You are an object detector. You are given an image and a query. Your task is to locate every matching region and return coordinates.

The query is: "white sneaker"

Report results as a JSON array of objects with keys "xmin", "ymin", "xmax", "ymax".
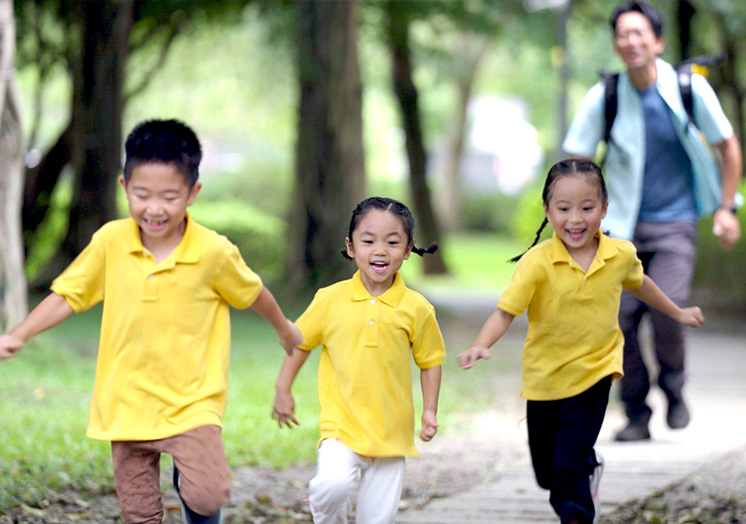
[{"xmin": 590, "ymin": 451, "xmax": 604, "ymax": 524}]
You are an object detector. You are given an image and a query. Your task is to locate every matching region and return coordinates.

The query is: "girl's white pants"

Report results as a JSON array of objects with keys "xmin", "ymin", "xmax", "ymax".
[{"xmin": 308, "ymin": 438, "xmax": 406, "ymax": 524}]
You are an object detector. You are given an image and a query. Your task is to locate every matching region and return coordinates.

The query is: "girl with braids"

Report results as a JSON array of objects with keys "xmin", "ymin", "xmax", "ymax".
[
  {"xmin": 272, "ymin": 197, "xmax": 444, "ymax": 524},
  {"xmin": 458, "ymin": 159, "xmax": 704, "ymax": 524}
]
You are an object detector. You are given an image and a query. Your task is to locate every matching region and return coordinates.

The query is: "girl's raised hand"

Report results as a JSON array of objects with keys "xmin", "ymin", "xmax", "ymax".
[{"xmin": 457, "ymin": 346, "xmax": 491, "ymax": 369}]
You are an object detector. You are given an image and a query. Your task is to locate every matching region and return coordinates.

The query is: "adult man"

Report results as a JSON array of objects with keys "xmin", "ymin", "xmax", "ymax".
[{"xmin": 563, "ymin": 1, "xmax": 742, "ymax": 442}]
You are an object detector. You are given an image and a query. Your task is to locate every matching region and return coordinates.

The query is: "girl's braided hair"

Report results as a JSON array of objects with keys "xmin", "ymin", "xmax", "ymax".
[
  {"xmin": 341, "ymin": 197, "xmax": 438, "ymax": 259},
  {"xmin": 508, "ymin": 158, "xmax": 607, "ymax": 263}
]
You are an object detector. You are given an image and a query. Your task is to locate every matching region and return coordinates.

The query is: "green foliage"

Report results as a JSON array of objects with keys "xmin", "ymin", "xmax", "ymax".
[
  {"xmin": 189, "ymin": 199, "xmax": 288, "ymax": 283},
  {"xmin": 461, "ymin": 192, "xmax": 522, "ymax": 234},
  {"xmin": 693, "ymin": 206, "xmax": 746, "ymax": 308},
  {"xmin": 24, "ymin": 176, "xmax": 72, "ymax": 281},
  {"xmin": 510, "ymin": 177, "xmax": 549, "ymax": 246},
  {"xmin": 400, "ymin": 231, "xmax": 522, "ymax": 292}
]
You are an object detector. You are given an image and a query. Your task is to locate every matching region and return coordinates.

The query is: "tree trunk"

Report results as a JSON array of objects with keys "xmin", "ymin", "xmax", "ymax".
[
  {"xmin": 22, "ymin": 122, "xmax": 72, "ymax": 253},
  {"xmin": 33, "ymin": 0, "xmax": 133, "ymax": 288},
  {"xmin": 716, "ymin": 12, "xmax": 744, "ymax": 151},
  {"xmin": 386, "ymin": 6, "xmax": 448, "ymax": 275},
  {"xmin": 675, "ymin": 0, "xmax": 696, "ymax": 60},
  {"xmin": 441, "ymin": 37, "xmax": 490, "ymax": 232},
  {"xmin": 287, "ymin": 0, "xmax": 366, "ymax": 290},
  {"xmin": 0, "ymin": 0, "xmax": 28, "ymax": 328}
]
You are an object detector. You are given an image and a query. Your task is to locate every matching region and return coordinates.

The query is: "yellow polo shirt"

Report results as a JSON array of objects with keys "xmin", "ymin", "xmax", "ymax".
[
  {"xmin": 498, "ymin": 231, "xmax": 643, "ymax": 401},
  {"xmin": 296, "ymin": 271, "xmax": 445, "ymax": 458},
  {"xmin": 50, "ymin": 213, "xmax": 263, "ymax": 441}
]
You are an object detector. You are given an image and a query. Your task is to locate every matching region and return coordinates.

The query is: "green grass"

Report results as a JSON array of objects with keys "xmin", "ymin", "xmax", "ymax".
[
  {"xmin": 0, "ymin": 231, "xmax": 522, "ymax": 510},
  {"xmin": 400, "ymin": 232, "xmax": 522, "ymax": 292}
]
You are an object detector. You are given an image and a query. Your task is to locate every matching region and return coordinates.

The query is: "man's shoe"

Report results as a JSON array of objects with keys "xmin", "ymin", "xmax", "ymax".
[
  {"xmin": 590, "ymin": 451, "xmax": 604, "ymax": 524},
  {"xmin": 614, "ymin": 421, "xmax": 651, "ymax": 442},
  {"xmin": 667, "ymin": 400, "xmax": 690, "ymax": 429}
]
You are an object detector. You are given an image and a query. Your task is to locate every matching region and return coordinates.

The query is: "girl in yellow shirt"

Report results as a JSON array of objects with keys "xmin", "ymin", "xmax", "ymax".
[
  {"xmin": 272, "ymin": 197, "xmax": 445, "ymax": 524},
  {"xmin": 458, "ymin": 159, "xmax": 704, "ymax": 524}
]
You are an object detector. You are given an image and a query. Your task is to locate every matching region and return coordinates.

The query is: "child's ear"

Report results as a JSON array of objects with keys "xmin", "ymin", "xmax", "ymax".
[
  {"xmin": 186, "ymin": 182, "xmax": 202, "ymax": 206},
  {"xmin": 119, "ymin": 176, "xmax": 127, "ymax": 191},
  {"xmin": 601, "ymin": 201, "xmax": 609, "ymax": 219},
  {"xmin": 404, "ymin": 244, "xmax": 412, "ymax": 260},
  {"xmin": 345, "ymin": 237, "xmax": 355, "ymax": 258}
]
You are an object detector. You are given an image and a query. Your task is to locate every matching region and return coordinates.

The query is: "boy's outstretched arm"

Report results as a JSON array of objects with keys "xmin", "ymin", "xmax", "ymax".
[
  {"xmin": 457, "ymin": 308, "xmax": 515, "ymax": 369},
  {"xmin": 250, "ymin": 287, "xmax": 303, "ymax": 355},
  {"xmin": 420, "ymin": 365, "xmax": 441, "ymax": 442},
  {"xmin": 0, "ymin": 293, "xmax": 74, "ymax": 360},
  {"xmin": 630, "ymin": 275, "xmax": 705, "ymax": 327},
  {"xmin": 271, "ymin": 348, "xmax": 311, "ymax": 428}
]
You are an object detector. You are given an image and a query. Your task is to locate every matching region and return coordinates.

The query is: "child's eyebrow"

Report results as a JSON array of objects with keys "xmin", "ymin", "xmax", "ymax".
[{"xmin": 359, "ymin": 230, "xmax": 403, "ymax": 238}]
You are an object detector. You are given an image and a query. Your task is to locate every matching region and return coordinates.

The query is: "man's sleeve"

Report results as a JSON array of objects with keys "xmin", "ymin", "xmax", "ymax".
[
  {"xmin": 563, "ymin": 81, "xmax": 607, "ymax": 158},
  {"xmin": 691, "ymin": 74, "xmax": 734, "ymax": 145}
]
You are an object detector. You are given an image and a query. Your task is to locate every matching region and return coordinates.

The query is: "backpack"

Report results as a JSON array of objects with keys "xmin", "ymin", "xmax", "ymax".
[{"xmin": 601, "ymin": 54, "xmax": 723, "ymax": 144}]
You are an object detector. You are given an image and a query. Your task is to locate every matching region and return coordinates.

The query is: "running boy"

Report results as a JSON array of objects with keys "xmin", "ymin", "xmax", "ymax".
[
  {"xmin": 0, "ymin": 119, "xmax": 302, "ymax": 524},
  {"xmin": 458, "ymin": 159, "xmax": 704, "ymax": 524},
  {"xmin": 271, "ymin": 197, "xmax": 445, "ymax": 524}
]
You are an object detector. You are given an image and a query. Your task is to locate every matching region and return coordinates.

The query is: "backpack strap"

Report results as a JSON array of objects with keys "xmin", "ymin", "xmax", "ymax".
[
  {"xmin": 601, "ymin": 70, "xmax": 619, "ymax": 144},
  {"xmin": 677, "ymin": 65, "xmax": 694, "ymax": 124}
]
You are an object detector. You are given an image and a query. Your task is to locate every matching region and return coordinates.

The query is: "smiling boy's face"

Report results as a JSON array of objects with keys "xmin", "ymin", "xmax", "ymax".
[{"xmin": 120, "ymin": 162, "xmax": 201, "ymax": 251}]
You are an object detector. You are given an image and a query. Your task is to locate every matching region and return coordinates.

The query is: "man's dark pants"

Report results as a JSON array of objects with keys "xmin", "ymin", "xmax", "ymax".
[{"xmin": 618, "ymin": 221, "xmax": 698, "ymax": 425}]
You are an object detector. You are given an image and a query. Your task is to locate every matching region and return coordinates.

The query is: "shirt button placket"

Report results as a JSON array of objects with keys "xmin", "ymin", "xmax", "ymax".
[{"xmin": 366, "ymin": 298, "xmax": 379, "ymax": 347}]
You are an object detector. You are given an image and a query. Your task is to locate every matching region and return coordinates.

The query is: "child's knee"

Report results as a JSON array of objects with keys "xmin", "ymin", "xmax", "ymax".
[
  {"xmin": 180, "ymin": 476, "xmax": 231, "ymax": 516},
  {"xmin": 308, "ymin": 470, "xmax": 355, "ymax": 508}
]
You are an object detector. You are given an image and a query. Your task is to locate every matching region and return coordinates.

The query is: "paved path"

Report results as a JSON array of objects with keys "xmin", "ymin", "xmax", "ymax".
[{"xmin": 398, "ymin": 292, "xmax": 746, "ymax": 523}]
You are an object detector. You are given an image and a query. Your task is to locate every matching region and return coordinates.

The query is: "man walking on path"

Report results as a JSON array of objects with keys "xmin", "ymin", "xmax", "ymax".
[{"xmin": 563, "ymin": 1, "xmax": 742, "ymax": 442}]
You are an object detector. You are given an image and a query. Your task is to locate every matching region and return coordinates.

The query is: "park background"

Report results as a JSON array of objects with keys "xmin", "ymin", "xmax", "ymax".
[{"xmin": 0, "ymin": 0, "xmax": 745, "ymax": 517}]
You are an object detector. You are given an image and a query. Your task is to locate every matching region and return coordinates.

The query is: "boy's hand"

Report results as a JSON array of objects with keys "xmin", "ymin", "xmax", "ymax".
[
  {"xmin": 457, "ymin": 346, "xmax": 491, "ymax": 369},
  {"xmin": 676, "ymin": 306, "xmax": 705, "ymax": 328},
  {"xmin": 420, "ymin": 410, "xmax": 438, "ymax": 442},
  {"xmin": 0, "ymin": 334, "xmax": 23, "ymax": 361},
  {"xmin": 271, "ymin": 389, "xmax": 299, "ymax": 429},
  {"xmin": 279, "ymin": 320, "xmax": 303, "ymax": 356}
]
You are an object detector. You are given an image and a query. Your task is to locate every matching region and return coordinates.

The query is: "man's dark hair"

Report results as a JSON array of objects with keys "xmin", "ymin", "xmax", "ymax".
[
  {"xmin": 610, "ymin": 1, "xmax": 664, "ymax": 39},
  {"xmin": 123, "ymin": 119, "xmax": 202, "ymax": 188}
]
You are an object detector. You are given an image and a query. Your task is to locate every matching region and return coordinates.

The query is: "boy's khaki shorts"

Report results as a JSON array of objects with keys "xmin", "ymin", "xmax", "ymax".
[{"xmin": 111, "ymin": 424, "xmax": 231, "ymax": 524}]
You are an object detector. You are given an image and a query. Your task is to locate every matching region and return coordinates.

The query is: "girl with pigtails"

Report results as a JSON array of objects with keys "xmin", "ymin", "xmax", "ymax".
[
  {"xmin": 272, "ymin": 197, "xmax": 444, "ymax": 524},
  {"xmin": 458, "ymin": 159, "xmax": 704, "ymax": 524}
]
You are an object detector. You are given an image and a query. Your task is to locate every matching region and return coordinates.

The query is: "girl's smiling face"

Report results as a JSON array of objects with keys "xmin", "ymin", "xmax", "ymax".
[
  {"xmin": 345, "ymin": 209, "xmax": 412, "ymax": 297},
  {"xmin": 544, "ymin": 174, "xmax": 608, "ymax": 260}
]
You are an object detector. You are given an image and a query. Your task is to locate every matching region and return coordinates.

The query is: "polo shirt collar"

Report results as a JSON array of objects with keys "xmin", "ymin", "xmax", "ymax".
[
  {"xmin": 550, "ymin": 230, "xmax": 619, "ymax": 275},
  {"xmin": 350, "ymin": 270, "xmax": 406, "ymax": 307},
  {"xmin": 124, "ymin": 211, "xmax": 200, "ymax": 265}
]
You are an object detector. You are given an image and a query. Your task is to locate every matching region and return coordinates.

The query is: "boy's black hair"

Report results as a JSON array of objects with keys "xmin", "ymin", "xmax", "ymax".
[
  {"xmin": 341, "ymin": 196, "xmax": 438, "ymax": 259},
  {"xmin": 123, "ymin": 119, "xmax": 202, "ymax": 188},
  {"xmin": 610, "ymin": 1, "xmax": 663, "ymax": 39},
  {"xmin": 508, "ymin": 159, "xmax": 608, "ymax": 263}
]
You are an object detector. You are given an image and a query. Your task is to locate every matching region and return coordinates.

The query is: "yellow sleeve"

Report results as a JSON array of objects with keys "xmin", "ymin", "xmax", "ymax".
[{"xmin": 50, "ymin": 231, "xmax": 106, "ymax": 313}]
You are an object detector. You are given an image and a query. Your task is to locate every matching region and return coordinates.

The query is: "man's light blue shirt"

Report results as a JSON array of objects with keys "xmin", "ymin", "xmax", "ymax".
[{"xmin": 563, "ymin": 58, "xmax": 734, "ymax": 240}]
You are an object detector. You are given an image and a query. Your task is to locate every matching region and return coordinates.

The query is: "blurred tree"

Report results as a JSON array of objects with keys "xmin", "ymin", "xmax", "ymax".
[
  {"xmin": 370, "ymin": 0, "xmax": 523, "ymax": 234},
  {"xmin": 37, "ymin": 0, "xmax": 134, "ymax": 283},
  {"xmin": 287, "ymin": 0, "xmax": 366, "ymax": 289},
  {"xmin": 384, "ymin": 1, "xmax": 448, "ymax": 275},
  {"xmin": 0, "ymin": 0, "xmax": 27, "ymax": 328}
]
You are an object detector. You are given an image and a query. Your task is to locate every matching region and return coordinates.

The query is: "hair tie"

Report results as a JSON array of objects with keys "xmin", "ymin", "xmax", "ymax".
[{"xmin": 412, "ymin": 243, "xmax": 438, "ymax": 257}]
